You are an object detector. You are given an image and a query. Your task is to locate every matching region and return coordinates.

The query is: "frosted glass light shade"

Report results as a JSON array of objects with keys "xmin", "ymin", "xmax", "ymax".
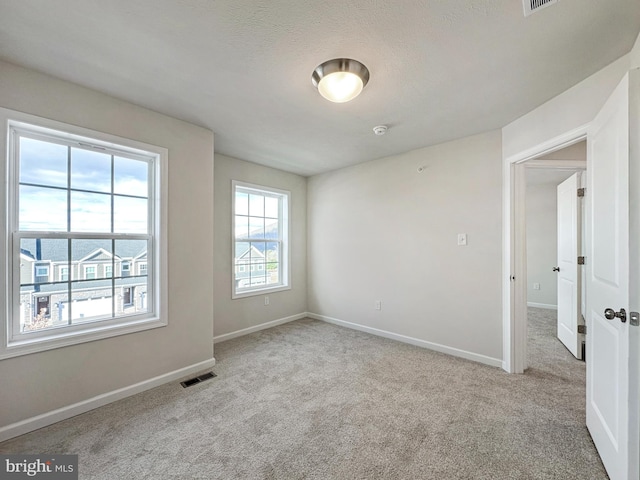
[
  {"xmin": 312, "ymin": 59, "xmax": 369, "ymax": 103},
  {"xmin": 317, "ymin": 71, "xmax": 364, "ymax": 103}
]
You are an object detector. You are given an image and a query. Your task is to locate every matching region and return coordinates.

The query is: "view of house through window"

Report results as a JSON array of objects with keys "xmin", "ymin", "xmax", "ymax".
[
  {"xmin": 233, "ymin": 181, "xmax": 289, "ymax": 297},
  {"xmin": 8, "ymin": 120, "xmax": 160, "ymax": 344}
]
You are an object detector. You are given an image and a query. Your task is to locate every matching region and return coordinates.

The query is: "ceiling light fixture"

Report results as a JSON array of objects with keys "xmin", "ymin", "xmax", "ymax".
[{"xmin": 312, "ymin": 58, "xmax": 370, "ymax": 103}]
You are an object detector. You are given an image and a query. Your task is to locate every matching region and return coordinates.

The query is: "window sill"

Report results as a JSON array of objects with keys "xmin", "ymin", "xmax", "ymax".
[
  {"xmin": 1, "ymin": 316, "xmax": 167, "ymax": 360},
  {"xmin": 232, "ymin": 284, "xmax": 291, "ymax": 300}
]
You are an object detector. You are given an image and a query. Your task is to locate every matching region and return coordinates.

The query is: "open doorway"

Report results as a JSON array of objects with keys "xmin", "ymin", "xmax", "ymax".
[{"xmin": 523, "ymin": 141, "xmax": 586, "ymax": 371}]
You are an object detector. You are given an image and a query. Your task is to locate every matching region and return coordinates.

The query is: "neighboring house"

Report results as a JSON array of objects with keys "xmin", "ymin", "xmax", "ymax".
[
  {"xmin": 19, "ymin": 239, "xmax": 148, "ymax": 331},
  {"xmin": 234, "ymin": 243, "xmax": 266, "ymax": 289},
  {"xmin": 234, "ymin": 220, "xmax": 280, "ymax": 289}
]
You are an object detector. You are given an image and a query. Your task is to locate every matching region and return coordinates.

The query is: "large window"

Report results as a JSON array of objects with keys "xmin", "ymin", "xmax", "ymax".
[
  {"xmin": 0, "ymin": 109, "xmax": 167, "ymax": 359},
  {"xmin": 232, "ymin": 181, "xmax": 289, "ymax": 298}
]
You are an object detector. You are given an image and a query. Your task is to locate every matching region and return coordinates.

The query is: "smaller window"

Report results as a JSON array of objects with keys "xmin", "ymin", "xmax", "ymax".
[
  {"xmin": 35, "ymin": 266, "xmax": 49, "ymax": 277},
  {"xmin": 232, "ymin": 181, "xmax": 290, "ymax": 298},
  {"xmin": 84, "ymin": 265, "xmax": 96, "ymax": 280},
  {"xmin": 59, "ymin": 266, "xmax": 69, "ymax": 281},
  {"xmin": 238, "ymin": 265, "xmax": 245, "ymax": 273},
  {"xmin": 122, "ymin": 262, "xmax": 130, "ymax": 271},
  {"xmin": 138, "ymin": 263, "xmax": 147, "ymax": 275},
  {"xmin": 105, "ymin": 265, "xmax": 113, "ymax": 278}
]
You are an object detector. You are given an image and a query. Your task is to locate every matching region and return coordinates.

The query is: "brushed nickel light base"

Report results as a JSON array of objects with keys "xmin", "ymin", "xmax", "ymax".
[{"xmin": 312, "ymin": 58, "xmax": 370, "ymax": 103}]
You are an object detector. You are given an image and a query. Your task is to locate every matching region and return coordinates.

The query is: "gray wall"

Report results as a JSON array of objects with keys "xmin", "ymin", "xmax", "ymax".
[
  {"xmin": 525, "ymin": 143, "xmax": 586, "ymax": 309},
  {"xmin": 213, "ymin": 154, "xmax": 307, "ymax": 338},
  {"xmin": 0, "ymin": 61, "xmax": 215, "ymax": 427},
  {"xmin": 307, "ymin": 131, "xmax": 503, "ymax": 362},
  {"xmin": 525, "ymin": 182, "xmax": 558, "ymax": 307}
]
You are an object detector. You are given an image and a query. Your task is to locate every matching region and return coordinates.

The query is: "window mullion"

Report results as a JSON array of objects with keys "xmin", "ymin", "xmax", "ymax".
[
  {"xmin": 67, "ymin": 238, "xmax": 72, "ymax": 325},
  {"xmin": 67, "ymin": 144, "xmax": 71, "ymax": 232}
]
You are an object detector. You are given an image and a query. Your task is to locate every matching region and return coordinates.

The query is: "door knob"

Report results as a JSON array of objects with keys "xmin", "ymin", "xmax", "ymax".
[
  {"xmin": 604, "ymin": 308, "xmax": 627, "ymax": 323},
  {"xmin": 552, "ymin": 267, "xmax": 560, "ymax": 272}
]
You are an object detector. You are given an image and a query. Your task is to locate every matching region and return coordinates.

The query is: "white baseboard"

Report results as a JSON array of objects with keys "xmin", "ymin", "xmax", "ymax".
[
  {"xmin": 0, "ymin": 357, "xmax": 216, "ymax": 443},
  {"xmin": 307, "ymin": 312, "xmax": 502, "ymax": 368},
  {"xmin": 527, "ymin": 302, "xmax": 558, "ymax": 310},
  {"xmin": 213, "ymin": 313, "xmax": 307, "ymax": 344}
]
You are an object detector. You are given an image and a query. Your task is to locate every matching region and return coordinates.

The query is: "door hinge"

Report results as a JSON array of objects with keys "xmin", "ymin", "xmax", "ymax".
[
  {"xmin": 578, "ymin": 325, "xmax": 587, "ymax": 335},
  {"xmin": 577, "ymin": 256, "xmax": 585, "ymax": 265},
  {"xmin": 577, "ymin": 188, "xmax": 585, "ymax": 197}
]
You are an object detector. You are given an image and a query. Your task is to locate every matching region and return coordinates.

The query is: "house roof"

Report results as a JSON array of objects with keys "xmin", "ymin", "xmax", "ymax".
[
  {"xmin": 0, "ymin": 1, "xmax": 637, "ymax": 176},
  {"xmin": 20, "ymin": 239, "xmax": 146, "ymax": 263},
  {"xmin": 235, "ymin": 243, "xmax": 266, "ymax": 261}
]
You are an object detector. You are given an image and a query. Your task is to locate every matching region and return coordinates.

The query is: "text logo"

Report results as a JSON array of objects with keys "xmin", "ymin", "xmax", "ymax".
[{"xmin": 1, "ymin": 455, "xmax": 77, "ymax": 479}]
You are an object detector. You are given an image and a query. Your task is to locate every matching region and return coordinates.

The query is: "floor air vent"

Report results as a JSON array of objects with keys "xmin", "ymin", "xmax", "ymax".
[
  {"xmin": 180, "ymin": 371, "xmax": 216, "ymax": 388},
  {"xmin": 523, "ymin": 0, "xmax": 558, "ymax": 16}
]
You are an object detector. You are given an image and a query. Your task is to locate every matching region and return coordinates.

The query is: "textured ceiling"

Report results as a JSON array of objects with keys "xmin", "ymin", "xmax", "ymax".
[{"xmin": 0, "ymin": 1, "xmax": 638, "ymax": 176}]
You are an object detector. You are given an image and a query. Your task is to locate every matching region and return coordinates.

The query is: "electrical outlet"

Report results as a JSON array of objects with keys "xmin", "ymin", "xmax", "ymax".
[
  {"xmin": 533, "ymin": 283, "xmax": 540, "ymax": 290},
  {"xmin": 264, "ymin": 296, "xmax": 270, "ymax": 306},
  {"xmin": 375, "ymin": 300, "xmax": 381, "ymax": 310},
  {"xmin": 457, "ymin": 233, "xmax": 467, "ymax": 246}
]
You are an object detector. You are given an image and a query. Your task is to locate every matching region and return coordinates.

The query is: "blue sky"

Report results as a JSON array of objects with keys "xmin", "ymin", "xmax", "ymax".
[{"xmin": 19, "ymin": 137, "xmax": 149, "ymax": 233}]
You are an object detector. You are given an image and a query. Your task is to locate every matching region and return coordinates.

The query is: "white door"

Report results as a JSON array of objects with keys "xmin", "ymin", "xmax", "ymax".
[
  {"xmin": 556, "ymin": 172, "xmax": 582, "ymax": 358},
  {"xmin": 586, "ymin": 74, "xmax": 630, "ymax": 480}
]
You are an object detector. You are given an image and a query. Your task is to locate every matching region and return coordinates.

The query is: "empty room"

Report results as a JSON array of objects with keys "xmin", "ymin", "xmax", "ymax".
[{"xmin": 0, "ymin": 1, "xmax": 639, "ymax": 479}]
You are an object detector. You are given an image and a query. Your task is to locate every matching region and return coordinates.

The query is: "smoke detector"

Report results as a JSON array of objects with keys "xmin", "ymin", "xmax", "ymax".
[
  {"xmin": 523, "ymin": 0, "xmax": 558, "ymax": 16},
  {"xmin": 373, "ymin": 125, "xmax": 388, "ymax": 136}
]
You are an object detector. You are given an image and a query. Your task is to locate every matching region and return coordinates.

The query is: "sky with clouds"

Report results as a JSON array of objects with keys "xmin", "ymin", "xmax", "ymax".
[{"xmin": 19, "ymin": 137, "xmax": 149, "ymax": 233}]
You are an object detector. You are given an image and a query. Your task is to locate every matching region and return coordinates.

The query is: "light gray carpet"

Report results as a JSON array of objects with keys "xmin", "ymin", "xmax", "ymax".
[{"xmin": 0, "ymin": 310, "xmax": 607, "ymax": 479}]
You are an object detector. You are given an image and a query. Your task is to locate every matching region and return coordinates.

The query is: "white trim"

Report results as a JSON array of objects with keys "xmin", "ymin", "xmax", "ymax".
[
  {"xmin": 524, "ymin": 159, "xmax": 586, "ymax": 169},
  {"xmin": 502, "ymin": 125, "xmax": 589, "ymax": 373},
  {"xmin": 232, "ymin": 284, "xmax": 291, "ymax": 299},
  {"xmin": 0, "ymin": 108, "xmax": 169, "ymax": 359},
  {"xmin": 504, "ymin": 125, "xmax": 590, "ymax": 165},
  {"xmin": 231, "ymin": 180, "xmax": 290, "ymax": 299},
  {"xmin": 83, "ymin": 264, "xmax": 97, "ymax": 280},
  {"xmin": 0, "ymin": 317, "xmax": 166, "ymax": 360},
  {"xmin": 213, "ymin": 313, "xmax": 305, "ymax": 343},
  {"xmin": 78, "ymin": 248, "xmax": 113, "ymax": 263},
  {"xmin": 308, "ymin": 312, "xmax": 503, "ymax": 368},
  {"xmin": 34, "ymin": 265, "xmax": 49, "ymax": 277},
  {"xmin": 527, "ymin": 302, "xmax": 558, "ymax": 310},
  {"xmin": 0, "ymin": 357, "xmax": 216, "ymax": 442}
]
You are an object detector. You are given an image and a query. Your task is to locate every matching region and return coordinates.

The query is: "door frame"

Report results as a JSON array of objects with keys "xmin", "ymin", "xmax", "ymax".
[
  {"xmin": 503, "ymin": 125, "xmax": 589, "ymax": 374},
  {"xmin": 503, "ymin": 71, "xmax": 640, "ymax": 475}
]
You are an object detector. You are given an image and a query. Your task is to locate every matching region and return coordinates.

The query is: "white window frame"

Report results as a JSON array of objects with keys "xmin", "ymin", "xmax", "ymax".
[
  {"xmin": 232, "ymin": 180, "xmax": 290, "ymax": 299},
  {"xmin": 84, "ymin": 264, "xmax": 97, "ymax": 280},
  {"xmin": 59, "ymin": 266, "xmax": 69, "ymax": 281},
  {"xmin": 0, "ymin": 108, "xmax": 168, "ymax": 360},
  {"xmin": 35, "ymin": 265, "xmax": 49, "ymax": 277},
  {"xmin": 138, "ymin": 262, "xmax": 147, "ymax": 275}
]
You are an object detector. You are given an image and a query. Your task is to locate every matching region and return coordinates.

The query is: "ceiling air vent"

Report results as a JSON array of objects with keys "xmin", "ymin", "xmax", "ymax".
[{"xmin": 523, "ymin": 0, "xmax": 558, "ymax": 16}]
